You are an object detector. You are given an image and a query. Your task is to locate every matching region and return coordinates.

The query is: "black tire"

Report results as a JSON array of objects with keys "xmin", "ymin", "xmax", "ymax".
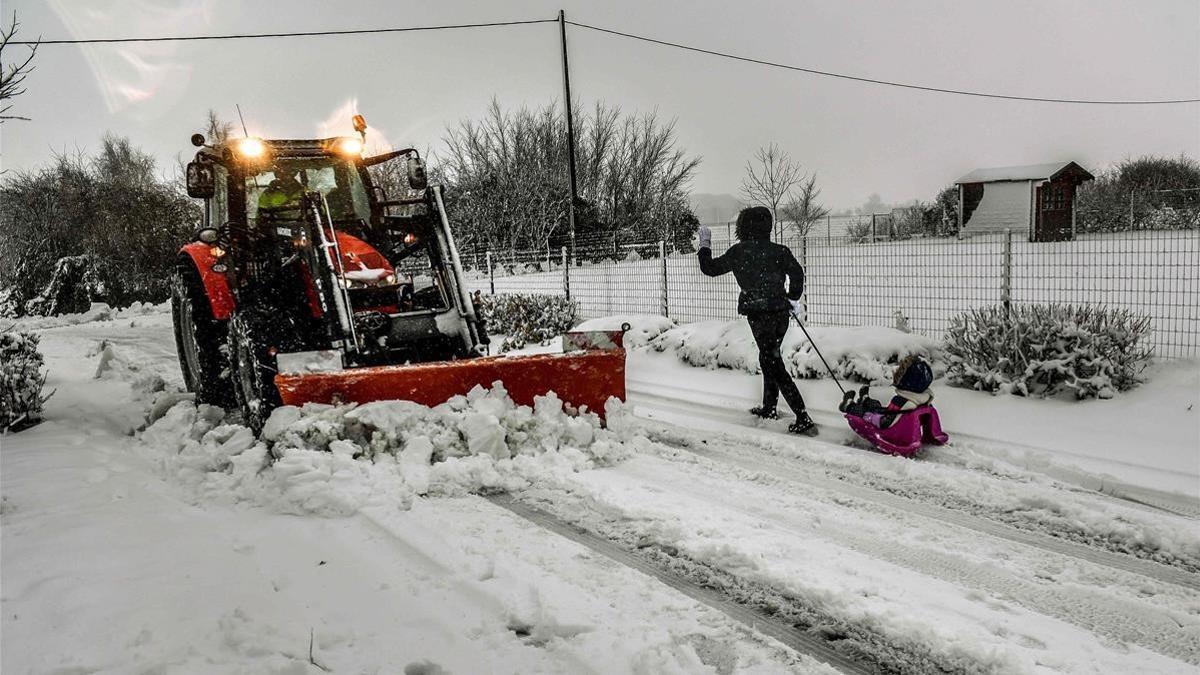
[
  {"xmin": 228, "ymin": 307, "xmax": 299, "ymax": 433},
  {"xmin": 171, "ymin": 264, "xmax": 234, "ymax": 407}
]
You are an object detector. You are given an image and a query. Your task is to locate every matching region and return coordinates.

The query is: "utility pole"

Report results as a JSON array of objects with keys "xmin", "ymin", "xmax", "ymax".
[{"xmin": 558, "ymin": 9, "xmax": 579, "ymax": 263}]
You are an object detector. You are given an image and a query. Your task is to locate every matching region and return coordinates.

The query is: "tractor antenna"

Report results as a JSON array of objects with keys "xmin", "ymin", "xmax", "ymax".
[{"xmin": 235, "ymin": 104, "xmax": 250, "ymax": 136}]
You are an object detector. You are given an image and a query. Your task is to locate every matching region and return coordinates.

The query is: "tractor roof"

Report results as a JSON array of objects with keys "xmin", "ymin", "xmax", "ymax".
[{"xmin": 195, "ymin": 136, "xmax": 365, "ymax": 165}]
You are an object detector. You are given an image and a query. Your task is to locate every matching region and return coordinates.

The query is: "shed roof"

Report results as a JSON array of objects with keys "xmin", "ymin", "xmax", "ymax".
[{"xmin": 954, "ymin": 161, "xmax": 1093, "ymax": 184}]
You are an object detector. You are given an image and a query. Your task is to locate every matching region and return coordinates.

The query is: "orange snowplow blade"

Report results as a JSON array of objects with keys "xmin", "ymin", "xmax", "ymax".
[{"xmin": 275, "ymin": 331, "xmax": 627, "ymax": 419}]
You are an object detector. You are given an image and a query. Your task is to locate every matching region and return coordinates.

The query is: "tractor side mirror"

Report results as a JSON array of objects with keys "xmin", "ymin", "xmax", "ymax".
[
  {"xmin": 406, "ymin": 156, "xmax": 427, "ymax": 190},
  {"xmin": 186, "ymin": 161, "xmax": 216, "ymax": 199}
]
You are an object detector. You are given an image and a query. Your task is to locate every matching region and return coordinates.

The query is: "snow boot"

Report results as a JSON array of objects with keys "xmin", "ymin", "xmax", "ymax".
[
  {"xmin": 749, "ymin": 405, "xmax": 778, "ymax": 420},
  {"xmin": 789, "ymin": 411, "xmax": 818, "ymax": 437},
  {"xmin": 838, "ymin": 390, "xmax": 856, "ymax": 412}
]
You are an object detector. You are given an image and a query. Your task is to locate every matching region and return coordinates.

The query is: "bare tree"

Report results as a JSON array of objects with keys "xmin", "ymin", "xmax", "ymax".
[
  {"xmin": 740, "ymin": 144, "xmax": 804, "ymax": 241},
  {"xmin": 440, "ymin": 98, "xmax": 699, "ymax": 255},
  {"xmin": 780, "ymin": 174, "xmax": 830, "ymax": 237},
  {"xmin": 203, "ymin": 109, "xmax": 234, "ymax": 144},
  {"xmin": 1, "ymin": 12, "xmax": 38, "ymax": 122}
]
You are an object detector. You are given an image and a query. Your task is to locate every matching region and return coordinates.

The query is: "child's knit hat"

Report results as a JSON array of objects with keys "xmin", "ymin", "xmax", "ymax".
[{"xmin": 893, "ymin": 355, "xmax": 934, "ymax": 393}]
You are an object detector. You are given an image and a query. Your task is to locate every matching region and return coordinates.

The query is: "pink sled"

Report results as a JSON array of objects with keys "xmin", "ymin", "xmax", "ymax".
[{"xmin": 845, "ymin": 405, "xmax": 949, "ymax": 457}]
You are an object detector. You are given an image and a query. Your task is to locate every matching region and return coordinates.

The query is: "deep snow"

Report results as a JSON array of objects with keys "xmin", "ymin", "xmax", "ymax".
[
  {"xmin": 3, "ymin": 304, "xmax": 1199, "ymax": 674},
  {"xmin": 2, "ymin": 307, "xmax": 818, "ymax": 674}
]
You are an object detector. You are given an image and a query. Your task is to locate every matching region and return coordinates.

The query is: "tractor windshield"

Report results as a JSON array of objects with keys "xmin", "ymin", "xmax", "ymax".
[{"xmin": 245, "ymin": 157, "xmax": 370, "ymax": 225}]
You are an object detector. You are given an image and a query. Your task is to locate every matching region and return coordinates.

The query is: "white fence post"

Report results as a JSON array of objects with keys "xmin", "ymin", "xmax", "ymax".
[
  {"xmin": 1001, "ymin": 229, "xmax": 1013, "ymax": 317},
  {"xmin": 659, "ymin": 240, "xmax": 668, "ymax": 317},
  {"xmin": 799, "ymin": 234, "xmax": 808, "ymax": 322},
  {"xmin": 561, "ymin": 246, "xmax": 570, "ymax": 300},
  {"xmin": 485, "ymin": 251, "xmax": 494, "ymax": 295}
]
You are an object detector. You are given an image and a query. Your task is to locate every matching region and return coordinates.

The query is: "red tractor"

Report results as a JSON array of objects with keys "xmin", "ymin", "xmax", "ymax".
[{"xmin": 174, "ymin": 117, "xmax": 625, "ymax": 430}]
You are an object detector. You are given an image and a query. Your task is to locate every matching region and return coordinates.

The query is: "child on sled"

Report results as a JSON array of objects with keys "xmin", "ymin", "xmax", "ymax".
[{"xmin": 839, "ymin": 355, "xmax": 935, "ymax": 429}]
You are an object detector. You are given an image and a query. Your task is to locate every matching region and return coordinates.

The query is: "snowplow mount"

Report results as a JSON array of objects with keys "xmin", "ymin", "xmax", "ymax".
[{"xmin": 275, "ymin": 328, "xmax": 628, "ymax": 419}]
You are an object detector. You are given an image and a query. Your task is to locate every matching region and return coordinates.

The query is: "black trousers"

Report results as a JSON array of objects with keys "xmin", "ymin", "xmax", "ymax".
[{"xmin": 746, "ymin": 310, "xmax": 807, "ymax": 415}]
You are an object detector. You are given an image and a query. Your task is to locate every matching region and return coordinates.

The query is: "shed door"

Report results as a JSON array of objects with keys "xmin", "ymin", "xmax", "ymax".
[{"xmin": 1035, "ymin": 181, "xmax": 1073, "ymax": 242}]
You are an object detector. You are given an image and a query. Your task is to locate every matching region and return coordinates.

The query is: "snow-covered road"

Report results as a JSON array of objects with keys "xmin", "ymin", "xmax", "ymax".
[
  {"xmin": 3, "ymin": 306, "xmax": 1198, "ymax": 673},
  {"xmin": 3, "ymin": 309, "xmax": 816, "ymax": 673}
]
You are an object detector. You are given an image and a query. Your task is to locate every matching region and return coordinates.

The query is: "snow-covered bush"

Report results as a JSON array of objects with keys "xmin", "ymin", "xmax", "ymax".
[
  {"xmin": 944, "ymin": 304, "xmax": 1153, "ymax": 399},
  {"xmin": 1143, "ymin": 206, "xmax": 1199, "ymax": 230},
  {"xmin": 0, "ymin": 288, "xmax": 22, "ymax": 318},
  {"xmin": 650, "ymin": 319, "xmax": 941, "ymax": 384},
  {"xmin": 23, "ymin": 255, "xmax": 106, "ymax": 317},
  {"xmin": 1, "ymin": 328, "xmax": 51, "ymax": 431},
  {"xmin": 478, "ymin": 293, "xmax": 579, "ymax": 352},
  {"xmin": 845, "ymin": 217, "xmax": 873, "ymax": 244}
]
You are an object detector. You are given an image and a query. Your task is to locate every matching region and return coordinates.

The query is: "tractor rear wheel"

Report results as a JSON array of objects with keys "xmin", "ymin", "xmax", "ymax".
[
  {"xmin": 171, "ymin": 264, "xmax": 233, "ymax": 407},
  {"xmin": 228, "ymin": 307, "xmax": 297, "ymax": 433}
]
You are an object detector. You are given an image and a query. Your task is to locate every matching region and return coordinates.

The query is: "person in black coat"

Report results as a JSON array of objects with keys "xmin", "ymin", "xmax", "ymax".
[{"xmin": 698, "ymin": 206, "xmax": 817, "ymax": 436}]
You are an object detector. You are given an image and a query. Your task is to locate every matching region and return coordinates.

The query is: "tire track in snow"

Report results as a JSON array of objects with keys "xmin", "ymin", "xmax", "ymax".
[
  {"xmin": 631, "ymin": 392, "xmax": 1200, "ymax": 591},
  {"xmin": 609, "ymin": 455, "xmax": 1200, "ymax": 666},
  {"xmin": 489, "ymin": 494, "xmax": 899, "ymax": 675},
  {"xmin": 629, "ymin": 376, "xmax": 1200, "ymax": 520}
]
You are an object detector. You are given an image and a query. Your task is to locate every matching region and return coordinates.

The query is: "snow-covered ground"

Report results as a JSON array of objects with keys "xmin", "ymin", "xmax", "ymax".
[
  {"xmin": 584, "ymin": 313, "xmax": 1197, "ymax": 497},
  {"xmin": 3, "ymin": 304, "xmax": 1199, "ymax": 673},
  {"xmin": 2, "ymin": 308, "xmax": 815, "ymax": 673}
]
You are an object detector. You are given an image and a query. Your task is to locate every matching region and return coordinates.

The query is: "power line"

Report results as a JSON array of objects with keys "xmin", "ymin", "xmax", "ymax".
[
  {"xmin": 566, "ymin": 20, "xmax": 1200, "ymax": 106},
  {"xmin": 9, "ymin": 18, "xmax": 555, "ymax": 45},
  {"xmin": 13, "ymin": 13, "xmax": 1199, "ymax": 105}
]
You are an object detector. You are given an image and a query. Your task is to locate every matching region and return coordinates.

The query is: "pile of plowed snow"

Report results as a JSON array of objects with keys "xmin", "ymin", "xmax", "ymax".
[{"xmin": 140, "ymin": 384, "xmax": 638, "ymax": 516}]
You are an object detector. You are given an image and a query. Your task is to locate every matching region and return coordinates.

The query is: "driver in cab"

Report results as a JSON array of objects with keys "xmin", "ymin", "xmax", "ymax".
[{"xmin": 257, "ymin": 168, "xmax": 305, "ymax": 218}]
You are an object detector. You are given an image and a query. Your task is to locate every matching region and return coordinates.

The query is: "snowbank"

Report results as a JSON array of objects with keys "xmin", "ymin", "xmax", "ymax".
[
  {"xmin": 139, "ymin": 384, "xmax": 640, "ymax": 517},
  {"xmin": 12, "ymin": 301, "xmax": 168, "ymax": 330},
  {"xmin": 650, "ymin": 319, "xmax": 941, "ymax": 383},
  {"xmin": 575, "ymin": 314, "xmax": 676, "ymax": 349}
]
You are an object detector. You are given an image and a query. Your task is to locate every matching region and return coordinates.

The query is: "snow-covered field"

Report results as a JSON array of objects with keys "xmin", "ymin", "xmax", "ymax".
[{"xmin": 3, "ymin": 305, "xmax": 1199, "ymax": 673}]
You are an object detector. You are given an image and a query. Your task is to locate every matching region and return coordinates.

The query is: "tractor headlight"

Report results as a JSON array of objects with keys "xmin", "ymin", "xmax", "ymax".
[
  {"xmin": 236, "ymin": 137, "xmax": 266, "ymax": 159},
  {"xmin": 335, "ymin": 137, "xmax": 363, "ymax": 156},
  {"xmin": 209, "ymin": 245, "xmax": 226, "ymax": 259},
  {"xmin": 383, "ymin": 273, "xmax": 397, "ymax": 285}
]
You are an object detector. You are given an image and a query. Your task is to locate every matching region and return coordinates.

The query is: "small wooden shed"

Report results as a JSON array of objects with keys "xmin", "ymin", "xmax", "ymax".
[{"xmin": 954, "ymin": 162, "xmax": 1094, "ymax": 241}]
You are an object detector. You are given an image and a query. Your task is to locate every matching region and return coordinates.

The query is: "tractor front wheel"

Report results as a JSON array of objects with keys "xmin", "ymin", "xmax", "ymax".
[
  {"xmin": 171, "ymin": 264, "xmax": 233, "ymax": 407},
  {"xmin": 228, "ymin": 308, "xmax": 294, "ymax": 433}
]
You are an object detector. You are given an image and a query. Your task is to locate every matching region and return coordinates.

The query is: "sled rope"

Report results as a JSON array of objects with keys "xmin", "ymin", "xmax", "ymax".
[{"xmin": 791, "ymin": 314, "xmax": 847, "ymax": 396}]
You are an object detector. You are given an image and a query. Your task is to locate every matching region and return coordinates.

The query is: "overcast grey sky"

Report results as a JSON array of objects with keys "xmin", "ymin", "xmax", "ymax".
[{"xmin": 3, "ymin": 0, "xmax": 1198, "ymax": 214}]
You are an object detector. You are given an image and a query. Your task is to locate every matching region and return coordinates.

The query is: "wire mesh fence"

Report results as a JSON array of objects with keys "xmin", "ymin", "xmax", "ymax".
[{"xmin": 464, "ymin": 228, "xmax": 1200, "ymax": 359}]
